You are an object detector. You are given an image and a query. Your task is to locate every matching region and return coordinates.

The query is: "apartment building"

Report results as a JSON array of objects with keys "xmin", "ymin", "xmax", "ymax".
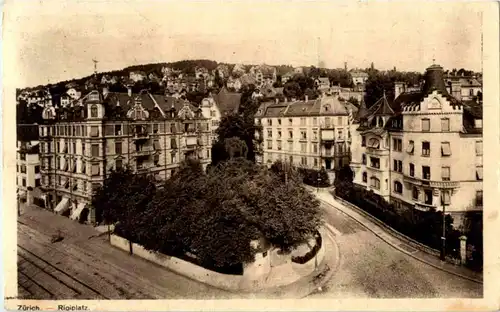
[
  {"xmin": 16, "ymin": 140, "xmax": 41, "ymax": 199},
  {"xmin": 201, "ymin": 87, "xmax": 242, "ymax": 143},
  {"xmin": 351, "ymin": 64, "xmax": 482, "ymax": 227},
  {"xmin": 254, "ymin": 95, "xmax": 357, "ymax": 182},
  {"xmin": 38, "ymin": 86, "xmax": 211, "ymax": 224}
]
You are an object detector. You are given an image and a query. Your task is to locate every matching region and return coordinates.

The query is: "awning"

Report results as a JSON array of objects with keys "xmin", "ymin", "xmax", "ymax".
[
  {"xmin": 54, "ymin": 197, "xmax": 70, "ymax": 214},
  {"xmin": 406, "ymin": 141, "xmax": 414, "ymax": 154},
  {"xmin": 441, "ymin": 142, "xmax": 451, "ymax": 156},
  {"xmin": 70, "ymin": 202, "xmax": 86, "ymax": 220},
  {"xmin": 367, "ymin": 138, "xmax": 380, "ymax": 149}
]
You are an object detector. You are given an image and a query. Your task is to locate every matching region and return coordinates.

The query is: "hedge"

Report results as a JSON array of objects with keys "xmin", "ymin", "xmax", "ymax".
[{"xmin": 291, "ymin": 231, "xmax": 322, "ymax": 264}]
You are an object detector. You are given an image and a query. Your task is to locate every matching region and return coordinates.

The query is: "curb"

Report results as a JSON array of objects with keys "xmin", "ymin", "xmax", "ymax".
[{"xmin": 315, "ymin": 196, "xmax": 483, "ymax": 285}]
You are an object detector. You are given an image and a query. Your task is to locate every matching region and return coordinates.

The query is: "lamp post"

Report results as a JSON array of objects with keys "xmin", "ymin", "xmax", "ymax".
[{"xmin": 440, "ymin": 189, "xmax": 447, "ymax": 261}]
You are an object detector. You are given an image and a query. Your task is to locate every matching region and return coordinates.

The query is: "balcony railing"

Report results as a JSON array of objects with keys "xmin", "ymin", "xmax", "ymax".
[{"xmin": 403, "ymin": 174, "xmax": 460, "ymax": 189}]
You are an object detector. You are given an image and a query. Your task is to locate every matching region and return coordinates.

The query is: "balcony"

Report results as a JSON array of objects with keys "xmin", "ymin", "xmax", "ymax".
[
  {"xmin": 414, "ymin": 201, "xmax": 436, "ymax": 212},
  {"xmin": 132, "ymin": 148, "xmax": 154, "ymax": 158},
  {"xmin": 403, "ymin": 175, "xmax": 460, "ymax": 189},
  {"xmin": 133, "ymin": 132, "xmax": 149, "ymax": 141}
]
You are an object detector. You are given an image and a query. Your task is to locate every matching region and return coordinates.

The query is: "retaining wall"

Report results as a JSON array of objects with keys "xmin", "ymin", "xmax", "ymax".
[{"xmin": 109, "ymin": 229, "xmax": 326, "ymax": 292}]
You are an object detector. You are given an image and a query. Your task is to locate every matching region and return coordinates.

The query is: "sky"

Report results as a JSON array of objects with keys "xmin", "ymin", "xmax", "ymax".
[{"xmin": 3, "ymin": 0, "xmax": 484, "ymax": 88}]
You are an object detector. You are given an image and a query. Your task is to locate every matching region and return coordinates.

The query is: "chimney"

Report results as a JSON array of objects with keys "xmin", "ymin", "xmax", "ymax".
[
  {"xmin": 127, "ymin": 85, "xmax": 132, "ymax": 97},
  {"xmin": 394, "ymin": 82, "xmax": 404, "ymax": 99}
]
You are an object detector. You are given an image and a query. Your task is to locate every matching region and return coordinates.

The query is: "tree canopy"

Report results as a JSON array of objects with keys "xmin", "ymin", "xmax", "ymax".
[{"xmin": 93, "ymin": 158, "xmax": 322, "ymax": 268}]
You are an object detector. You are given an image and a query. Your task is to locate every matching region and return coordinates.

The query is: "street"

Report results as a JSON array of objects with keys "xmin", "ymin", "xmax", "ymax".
[
  {"xmin": 314, "ymin": 201, "xmax": 483, "ymax": 298},
  {"xmin": 16, "ymin": 201, "xmax": 482, "ymax": 299}
]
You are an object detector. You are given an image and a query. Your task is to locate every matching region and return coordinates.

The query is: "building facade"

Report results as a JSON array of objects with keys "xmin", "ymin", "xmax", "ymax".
[
  {"xmin": 38, "ymin": 85, "xmax": 211, "ymax": 224},
  {"xmin": 16, "ymin": 140, "xmax": 41, "ymax": 200},
  {"xmin": 255, "ymin": 95, "xmax": 356, "ymax": 182},
  {"xmin": 351, "ymin": 64, "xmax": 482, "ymax": 227}
]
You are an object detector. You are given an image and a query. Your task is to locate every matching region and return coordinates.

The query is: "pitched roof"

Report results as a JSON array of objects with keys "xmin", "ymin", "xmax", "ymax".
[
  {"xmin": 213, "ymin": 87, "xmax": 242, "ymax": 115},
  {"xmin": 256, "ymin": 95, "xmax": 351, "ymax": 118},
  {"xmin": 371, "ymin": 93, "xmax": 394, "ymax": 116}
]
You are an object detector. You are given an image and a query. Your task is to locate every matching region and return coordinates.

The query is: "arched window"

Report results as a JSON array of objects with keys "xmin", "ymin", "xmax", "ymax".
[
  {"xmin": 362, "ymin": 172, "xmax": 367, "ymax": 182},
  {"xmin": 370, "ymin": 176, "xmax": 380, "ymax": 189},
  {"xmin": 394, "ymin": 181, "xmax": 403, "ymax": 194},
  {"xmin": 90, "ymin": 105, "xmax": 98, "ymax": 118}
]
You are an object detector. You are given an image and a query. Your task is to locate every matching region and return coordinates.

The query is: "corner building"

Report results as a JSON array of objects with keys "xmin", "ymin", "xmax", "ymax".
[
  {"xmin": 351, "ymin": 64, "xmax": 482, "ymax": 228},
  {"xmin": 38, "ymin": 86, "xmax": 211, "ymax": 224}
]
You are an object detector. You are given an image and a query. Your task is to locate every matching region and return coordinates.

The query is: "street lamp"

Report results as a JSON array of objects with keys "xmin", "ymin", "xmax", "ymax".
[{"xmin": 440, "ymin": 189, "xmax": 448, "ymax": 261}]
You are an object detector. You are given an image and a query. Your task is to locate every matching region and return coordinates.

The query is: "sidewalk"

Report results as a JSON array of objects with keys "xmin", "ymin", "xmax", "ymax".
[{"xmin": 308, "ymin": 187, "xmax": 483, "ymax": 284}]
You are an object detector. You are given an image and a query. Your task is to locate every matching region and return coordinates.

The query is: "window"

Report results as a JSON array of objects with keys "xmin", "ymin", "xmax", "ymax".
[
  {"xmin": 409, "ymin": 163, "xmax": 415, "ymax": 177},
  {"xmin": 277, "ymin": 141, "xmax": 282, "ymax": 150},
  {"xmin": 313, "ymin": 144, "xmax": 318, "ymax": 153},
  {"xmin": 91, "ymin": 144, "xmax": 99, "ymax": 157},
  {"xmin": 288, "ymin": 118, "xmax": 293, "ymax": 126},
  {"xmin": 325, "ymin": 117, "xmax": 331, "ymax": 127},
  {"xmin": 422, "ymin": 166, "xmax": 431, "ymax": 180},
  {"xmin": 154, "ymin": 155, "xmax": 160, "ymax": 166},
  {"xmin": 370, "ymin": 177, "xmax": 380, "ymax": 189},
  {"xmin": 34, "ymin": 165, "xmax": 40, "ymax": 174},
  {"xmin": 393, "ymin": 160, "xmax": 402, "ymax": 173},
  {"xmin": 476, "ymin": 166, "xmax": 483, "ymax": 180},
  {"xmin": 22, "ymin": 178, "xmax": 26, "ymax": 187},
  {"xmin": 35, "ymin": 178, "xmax": 41, "ymax": 187},
  {"xmin": 314, "ymin": 158, "xmax": 318, "ymax": 167},
  {"xmin": 267, "ymin": 129, "xmax": 272, "ymax": 138},
  {"xmin": 90, "ymin": 126, "xmax": 99, "ymax": 137},
  {"xmin": 153, "ymin": 124, "xmax": 159, "ymax": 134},
  {"xmin": 313, "ymin": 118, "xmax": 318, "ymax": 126},
  {"xmin": 412, "ymin": 187, "xmax": 419, "ymax": 200},
  {"xmin": 421, "ymin": 118, "xmax": 430, "ymax": 132},
  {"xmin": 114, "ymin": 159, "xmax": 122, "ymax": 170},
  {"xmin": 441, "ymin": 118, "xmax": 450, "ymax": 132},
  {"xmin": 300, "ymin": 118, "xmax": 306, "ymax": 126},
  {"xmin": 90, "ymin": 105, "xmax": 98, "ymax": 118},
  {"xmin": 289, "ymin": 130, "xmax": 293, "ymax": 139},
  {"xmin": 469, "ymin": 88, "xmax": 474, "ymax": 96},
  {"xmin": 393, "ymin": 138, "xmax": 402, "ymax": 152},
  {"xmin": 56, "ymin": 142, "xmax": 60, "ymax": 153},
  {"xmin": 300, "ymin": 131, "xmax": 307, "ymax": 140},
  {"xmin": 72, "ymin": 142, "xmax": 76, "ymax": 154},
  {"xmin": 313, "ymin": 131, "xmax": 318, "ymax": 140},
  {"xmin": 338, "ymin": 129, "xmax": 343, "ymax": 139},
  {"xmin": 301, "ymin": 143, "xmax": 306, "ymax": 153},
  {"xmin": 338, "ymin": 117, "xmax": 343, "ymax": 126},
  {"xmin": 301, "ymin": 157, "xmax": 307, "ymax": 166},
  {"xmin": 441, "ymin": 190, "xmax": 451, "ymax": 205},
  {"xmin": 20, "ymin": 165, "xmax": 26, "ymax": 174},
  {"xmin": 362, "ymin": 172, "xmax": 367, "ymax": 182},
  {"xmin": 441, "ymin": 142, "xmax": 451, "ymax": 156},
  {"xmin": 82, "ymin": 143, "xmax": 86, "ymax": 155},
  {"xmin": 267, "ymin": 141, "xmax": 272, "ymax": 149},
  {"xmin": 91, "ymin": 164, "xmax": 100, "ymax": 176},
  {"xmin": 170, "ymin": 123, "xmax": 177, "ymax": 133},
  {"xmin": 394, "ymin": 181, "xmax": 403, "ymax": 194},
  {"xmin": 171, "ymin": 153, "xmax": 176, "ymax": 164},
  {"xmin": 288, "ymin": 142, "xmax": 293, "ymax": 152},
  {"xmin": 475, "ymin": 140, "xmax": 483, "ymax": 156},
  {"xmin": 20, "ymin": 152, "xmax": 26, "ymax": 161},
  {"xmin": 370, "ymin": 157, "xmax": 380, "ymax": 169},
  {"xmin": 361, "ymin": 136, "xmax": 366, "ymax": 147},
  {"xmin": 277, "ymin": 130, "xmax": 282, "ymax": 138},
  {"xmin": 289, "ymin": 155, "xmax": 293, "ymax": 163},
  {"xmin": 171, "ymin": 138, "xmax": 177, "ymax": 149},
  {"xmin": 115, "ymin": 142, "xmax": 122, "ymax": 154},
  {"xmin": 442, "ymin": 166, "xmax": 450, "ymax": 181},
  {"xmin": 377, "ymin": 117, "xmax": 383, "ymax": 127},
  {"xmin": 424, "ymin": 189, "xmax": 433, "ymax": 205},
  {"xmin": 278, "ymin": 119, "xmax": 282, "ymax": 125},
  {"xmin": 154, "ymin": 139, "xmax": 160, "ymax": 150},
  {"xmin": 476, "ymin": 190, "xmax": 483, "ymax": 207},
  {"xmin": 267, "ymin": 119, "xmax": 272, "ymax": 126},
  {"xmin": 422, "ymin": 141, "xmax": 430, "ymax": 156},
  {"xmin": 362, "ymin": 154, "xmax": 366, "ymax": 165}
]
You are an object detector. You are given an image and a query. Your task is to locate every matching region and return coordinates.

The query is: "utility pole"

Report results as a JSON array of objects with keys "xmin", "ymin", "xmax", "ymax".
[{"xmin": 440, "ymin": 189, "xmax": 447, "ymax": 261}]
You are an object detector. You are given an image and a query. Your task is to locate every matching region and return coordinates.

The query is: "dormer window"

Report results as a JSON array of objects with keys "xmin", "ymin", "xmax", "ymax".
[
  {"xmin": 90, "ymin": 105, "xmax": 98, "ymax": 118},
  {"xmin": 377, "ymin": 117, "xmax": 383, "ymax": 127}
]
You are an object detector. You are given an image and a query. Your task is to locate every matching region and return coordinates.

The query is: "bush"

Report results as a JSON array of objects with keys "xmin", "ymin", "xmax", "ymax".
[
  {"xmin": 291, "ymin": 231, "xmax": 322, "ymax": 264},
  {"xmin": 334, "ymin": 183, "xmax": 457, "ymax": 256}
]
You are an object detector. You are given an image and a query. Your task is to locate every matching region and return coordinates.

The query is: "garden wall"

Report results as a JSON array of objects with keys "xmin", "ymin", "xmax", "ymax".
[{"xmin": 110, "ymin": 230, "xmax": 326, "ymax": 292}]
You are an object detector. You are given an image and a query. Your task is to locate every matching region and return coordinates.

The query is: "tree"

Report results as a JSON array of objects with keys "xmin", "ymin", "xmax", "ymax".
[
  {"xmin": 224, "ymin": 137, "xmax": 248, "ymax": 159},
  {"xmin": 283, "ymin": 81, "xmax": 302, "ymax": 99}
]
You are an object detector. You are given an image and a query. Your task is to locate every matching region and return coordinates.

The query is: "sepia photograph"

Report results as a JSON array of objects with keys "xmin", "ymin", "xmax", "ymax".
[{"xmin": 2, "ymin": 0, "xmax": 499, "ymax": 311}]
